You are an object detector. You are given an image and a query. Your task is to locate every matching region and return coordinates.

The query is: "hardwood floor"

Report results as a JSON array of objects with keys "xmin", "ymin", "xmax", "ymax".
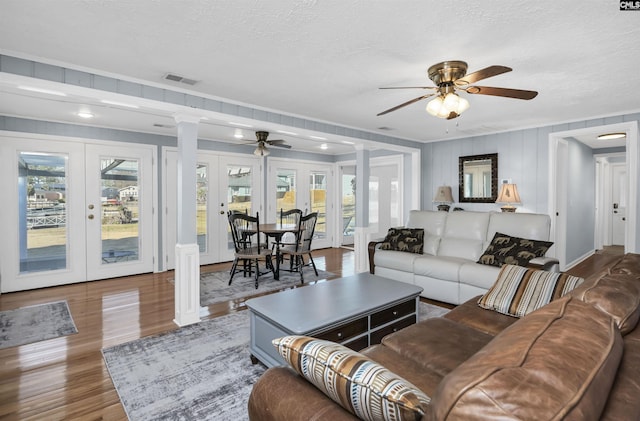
[
  {"xmin": 0, "ymin": 246, "xmax": 624, "ymax": 420},
  {"xmin": 0, "ymin": 248, "xmax": 354, "ymax": 420}
]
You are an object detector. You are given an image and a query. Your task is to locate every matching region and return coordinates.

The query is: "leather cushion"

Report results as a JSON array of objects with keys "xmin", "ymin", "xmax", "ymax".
[
  {"xmin": 477, "ymin": 232, "xmax": 553, "ymax": 267},
  {"xmin": 430, "ymin": 296, "xmax": 623, "ymax": 420},
  {"xmin": 273, "ymin": 335, "xmax": 430, "ymax": 421},
  {"xmin": 568, "ymin": 272, "xmax": 640, "ymax": 335},
  {"xmin": 478, "ymin": 264, "xmax": 584, "ymax": 317},
  {"xmin": 381, "ymin": 317, "xmax": 493, "ymax": 376}
]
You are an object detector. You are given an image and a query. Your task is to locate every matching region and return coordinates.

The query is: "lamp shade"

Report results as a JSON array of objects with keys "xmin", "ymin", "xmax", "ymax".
[
  {"xmin": 433, "ymin": 185, "xmax": 454, "ymax": 203},
  {"xmin": 496, "ymin": 183, "xmax": 521, "ymax": 212}
]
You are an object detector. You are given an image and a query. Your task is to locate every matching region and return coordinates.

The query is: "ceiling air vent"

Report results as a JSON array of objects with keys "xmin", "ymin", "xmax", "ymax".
[{"xmin": 163, "ymin": 73, "xmax": 199, "ymax": 86}]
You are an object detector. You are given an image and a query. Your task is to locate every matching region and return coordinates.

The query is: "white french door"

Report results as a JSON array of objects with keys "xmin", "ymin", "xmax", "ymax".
[
  {"xmin": 0, "ymin": 134, "xmax": 156, "ymax": 292},
  {"xmin": 164, "ymin": 149, "xmax": 261, "ymax": 269},
  {"xmin": 267, "ymin": 159, "xmax": 333, "ymax": 249}
]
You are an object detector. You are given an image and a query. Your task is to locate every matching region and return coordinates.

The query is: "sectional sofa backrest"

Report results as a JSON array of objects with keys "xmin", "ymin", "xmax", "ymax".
[{"xmin": 406, "ymin": 210, "xmax": 552, "ymax": 258}]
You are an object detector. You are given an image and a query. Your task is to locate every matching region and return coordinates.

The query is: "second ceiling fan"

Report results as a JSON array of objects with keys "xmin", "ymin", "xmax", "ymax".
[
  {"xmin": 377, "ymin": 60, "xmax": 538, "ymax": 120},
  {"xmin": 245, "ymin": 131, "xmax": 291, "ymax": 156}
]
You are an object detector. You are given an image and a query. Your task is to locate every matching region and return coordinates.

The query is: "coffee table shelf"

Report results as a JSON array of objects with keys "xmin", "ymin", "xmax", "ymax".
[{"xmin": 245, "ymin": 273, "xmax": 423, "ymax": 368}]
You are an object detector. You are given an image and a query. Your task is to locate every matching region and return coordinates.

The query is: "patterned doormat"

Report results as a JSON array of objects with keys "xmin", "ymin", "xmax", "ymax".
[{"xmin": 0, "ymin": 301, "xmax": 77, "ymax": 350}]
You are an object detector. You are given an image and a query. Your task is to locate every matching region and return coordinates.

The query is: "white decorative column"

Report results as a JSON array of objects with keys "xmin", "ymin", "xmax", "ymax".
[
  {"xmin": 173, "ymin": 114, "xmax": 201, "ymax": 327},
  {"xmin": 354, "ymin": 146, "xmax": 371, "ymax": 273}
]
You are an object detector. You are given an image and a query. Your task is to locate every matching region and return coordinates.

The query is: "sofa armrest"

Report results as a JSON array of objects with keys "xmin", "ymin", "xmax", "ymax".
[
  {"xmin": 528, "ymin": 256, "xmax": 560, "ymax": 272},
  {"xmin": 248, "ymin": 367, "xmax": 358, "ymax": 421},
  {"xmin": 368, "ymin": 238, "xmax": 385, "ymax": 274}
]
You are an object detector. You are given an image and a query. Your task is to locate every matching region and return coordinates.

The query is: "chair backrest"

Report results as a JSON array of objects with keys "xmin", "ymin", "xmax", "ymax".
[
  {"xmin": 297, "ymin": 212, "xmax": 318, "ymax": 252},
  {"xmin": 228, "ymin": 211, "xmax": 262, "ymax": 252},
  {"xmin": 280, "ymin": 208, "xmax": 303, "ymax": 226}
]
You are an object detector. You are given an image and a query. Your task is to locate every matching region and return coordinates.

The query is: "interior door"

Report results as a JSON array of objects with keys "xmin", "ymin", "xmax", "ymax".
[
  {"xmin": 164, "ymin": 149, "xmax": 261, "ymax": 269},
  {"xmin": 0, "ymin": 135, "xmax": 155, "ymax": 292},
  {"xmin": 611, "ymin": 163, "xmax": 627, "ymax": 246}
]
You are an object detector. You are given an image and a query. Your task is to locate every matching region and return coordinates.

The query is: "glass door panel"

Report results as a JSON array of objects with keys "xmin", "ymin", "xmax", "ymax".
[
  {"xmin": 309, "ymin": 171, "xmax": 327, "ymax": 241},
  {"xmin": 276, "ymin": 169, "xmax": 297, "ymax": 214},
  {"xmin": 19, "ymin": 152, "xmax": 68, "ymax": 273},
  {"xmin": 100, "ymin": 158, "xmax": 140, "ymax": 264},
  {"xmin": 341, "ymin": 170, "xmax": 356, "ymax": 246},
  {"xmin": 197, "ymin": 163, "xmax": 208, "ymax": 253}
]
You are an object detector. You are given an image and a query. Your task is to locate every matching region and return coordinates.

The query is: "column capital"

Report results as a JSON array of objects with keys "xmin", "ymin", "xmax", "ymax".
[{"xmin": 173, "ymin": 113, "xmax": 201, "ymax": 125}]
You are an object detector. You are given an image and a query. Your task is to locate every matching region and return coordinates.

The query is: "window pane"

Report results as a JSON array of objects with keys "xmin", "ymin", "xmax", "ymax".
[{"xmin": 19, "ymin": 152, "xmax": 68, "ymax": 273}]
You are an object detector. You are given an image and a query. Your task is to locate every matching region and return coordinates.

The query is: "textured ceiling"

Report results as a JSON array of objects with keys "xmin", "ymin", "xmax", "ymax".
[{"xmin": 0, "ymin": 1, "xmax": 639, "ymax": 151}]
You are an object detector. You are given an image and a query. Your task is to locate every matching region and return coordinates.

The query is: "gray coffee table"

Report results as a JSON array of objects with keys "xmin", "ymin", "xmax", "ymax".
[{"xmin": 245, "ymin": 273, "xmax": 423, "ymax": 368}]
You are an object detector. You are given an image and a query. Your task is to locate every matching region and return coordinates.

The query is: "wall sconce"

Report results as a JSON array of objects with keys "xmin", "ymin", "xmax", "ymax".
[
  {"xmin": 496, "ymin": 183, "xmax": 521, "ymax": 212},
  {"xmin": 433, "ymin": 185, "xmax": 454, "ymax": 211}
]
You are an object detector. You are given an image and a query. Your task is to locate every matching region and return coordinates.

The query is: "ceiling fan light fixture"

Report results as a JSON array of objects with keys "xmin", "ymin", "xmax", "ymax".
[
  {"xmin": 254, "ymin": 142, "xmax": 270, "ymax": 156},
  {"xmin": 426, "ymin": 93, "xmax": 469, "ymax": 119}
]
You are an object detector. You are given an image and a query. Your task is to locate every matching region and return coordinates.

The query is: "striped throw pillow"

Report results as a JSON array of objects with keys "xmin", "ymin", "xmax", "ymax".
[
  {"xmin": 478, "ymin": 264, "xmax": 584, "ymax": 318},
  {"xmin": 273, "ymin": 335, "xmax": 430, "ymax": 421}
]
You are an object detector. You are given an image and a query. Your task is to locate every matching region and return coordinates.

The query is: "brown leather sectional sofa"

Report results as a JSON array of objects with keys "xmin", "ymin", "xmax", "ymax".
[{"xmin": 248, "ymin": 253, "xmax": 640, "ymax": 420}]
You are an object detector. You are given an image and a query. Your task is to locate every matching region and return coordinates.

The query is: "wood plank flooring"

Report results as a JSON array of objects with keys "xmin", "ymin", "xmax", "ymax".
[{"xmin": 0, "ymin": 246, "xmax": 623, "ymax": 420}]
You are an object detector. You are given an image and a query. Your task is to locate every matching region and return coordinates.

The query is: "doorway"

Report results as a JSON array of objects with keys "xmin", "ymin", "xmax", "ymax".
[
  {"xmin": 267, "ymin": 159, "xmax": 333, "ymax": 249},
  {"xmin": 164, "ymin": 149, "xmax": 262, "ymax": 269},
  {"xmin": 0, "ymin": 135, "xmax": 156, "ymax": 292},
  {"xmin": 549, "ymin": 121, "xmax": 638, "ymax": 269}
]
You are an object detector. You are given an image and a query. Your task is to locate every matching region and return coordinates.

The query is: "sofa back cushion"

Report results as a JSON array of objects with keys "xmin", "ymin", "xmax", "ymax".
[
  {"xmin": 430, "ymin": 296, "xmax": 623, "ymax": 421},
  {"xmin": 406, "ymin": 210, "xmax": 448, "ymax": 255},
  {"xmin": 406, "ymin": 210, "xmax": 447, "ymax": 235},
  {"xmin": 568, "ymin": 272, "xmax": 640, "ymax": 335},
  {"xmin": 438, "ymin": 211, "xmax": 491, "ymax": 260},
  {"xmin": 486, "ymin": 212, "xmax": 551, "ymax": 245}
]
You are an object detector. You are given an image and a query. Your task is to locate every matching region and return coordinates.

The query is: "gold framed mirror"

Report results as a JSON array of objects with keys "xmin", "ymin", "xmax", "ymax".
[{"xmin": 458, "ymin": 153, "xmax": 498, "ymax": 203}]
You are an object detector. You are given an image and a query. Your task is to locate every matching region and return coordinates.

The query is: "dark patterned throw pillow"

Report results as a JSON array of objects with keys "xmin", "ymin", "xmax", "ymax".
[
  {"xmin": 379, "ymin": 228, "xmax": 424, "ymax": 254},
  {"xmin": 477, "ymin": 232, "xmax": 553, "ymax": 267}
]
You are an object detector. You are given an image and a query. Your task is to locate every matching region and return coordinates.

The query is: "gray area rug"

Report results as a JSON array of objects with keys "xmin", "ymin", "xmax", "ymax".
[
  {"xmin": 199, "ymin": 268, "xmax": 334, "ymax": 306},
  {"xmin": 0, "ymin": 300, "xmax": 77, "ymax": 350},
  {"xmin": 102, "ymin": 302, "xmax": 448, "ymax": 421}
]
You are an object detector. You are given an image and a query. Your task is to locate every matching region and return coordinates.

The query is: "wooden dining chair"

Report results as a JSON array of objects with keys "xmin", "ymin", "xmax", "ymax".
[
  {"xmin": 279, "ymin": 212, "xmax": 319, "ymax": 282},
  {"xmin": 273, "ymin": 208, "xmax": 303, "ymax": 258},
  {"xmin": 228, "ymin": 211, "xmax": 274, "ymax": 288}
]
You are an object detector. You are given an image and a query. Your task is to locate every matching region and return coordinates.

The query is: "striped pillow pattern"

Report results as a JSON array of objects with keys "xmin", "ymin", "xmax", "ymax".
[
  {"xmin": 478, "ymin": 264, "xmax": 584, "ymax": 318},
  {"xmin": 273, "ymin": 335, "xmax": 430, "ymax": 421}
]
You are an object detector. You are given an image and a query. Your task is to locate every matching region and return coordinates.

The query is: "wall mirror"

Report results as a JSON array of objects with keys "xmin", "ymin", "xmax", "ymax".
[{"xmin": 458, "ymin": 153, "xmax": 498, "ymax": 203}]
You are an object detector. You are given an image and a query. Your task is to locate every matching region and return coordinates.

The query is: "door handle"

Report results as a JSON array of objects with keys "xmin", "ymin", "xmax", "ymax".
[
  {"xmin": 88, "ymin": 214, "xmax": 94, "ymax": 220},
  {"xmin": 614, "ymin": 210, "xmax": 618, "ymax": 214}
]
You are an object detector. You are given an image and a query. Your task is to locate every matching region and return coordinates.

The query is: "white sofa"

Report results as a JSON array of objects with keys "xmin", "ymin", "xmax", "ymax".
[{"xmin": 368, "ymin": 210, "xmax": 559, "ymax": 305}]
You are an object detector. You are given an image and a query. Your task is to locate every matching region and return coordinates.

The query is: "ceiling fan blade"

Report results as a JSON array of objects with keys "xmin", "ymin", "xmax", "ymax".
[
  {"xmin": 377, "ymin": 93, "xmax": 435, "ymax": 116},
  {"xmin": 379, "ymin": 86, "xmax": 436, "ymax": 90},
  {"xmin": 268, "ymin": 139, "xmax": 291, "ymax": 149},
  {"xmin": 465, "ymin": 86, "xmax": 538, "ymax": 100},
  {"xmin": 455, "ymin": 65, "xmax": 512, "ymax": 85}
]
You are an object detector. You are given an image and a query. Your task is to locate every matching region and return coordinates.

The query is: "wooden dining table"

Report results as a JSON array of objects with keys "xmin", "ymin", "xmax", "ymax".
[{"xmin": 259, "ymin": 223, "xmax": 301, "ymax": 280}]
